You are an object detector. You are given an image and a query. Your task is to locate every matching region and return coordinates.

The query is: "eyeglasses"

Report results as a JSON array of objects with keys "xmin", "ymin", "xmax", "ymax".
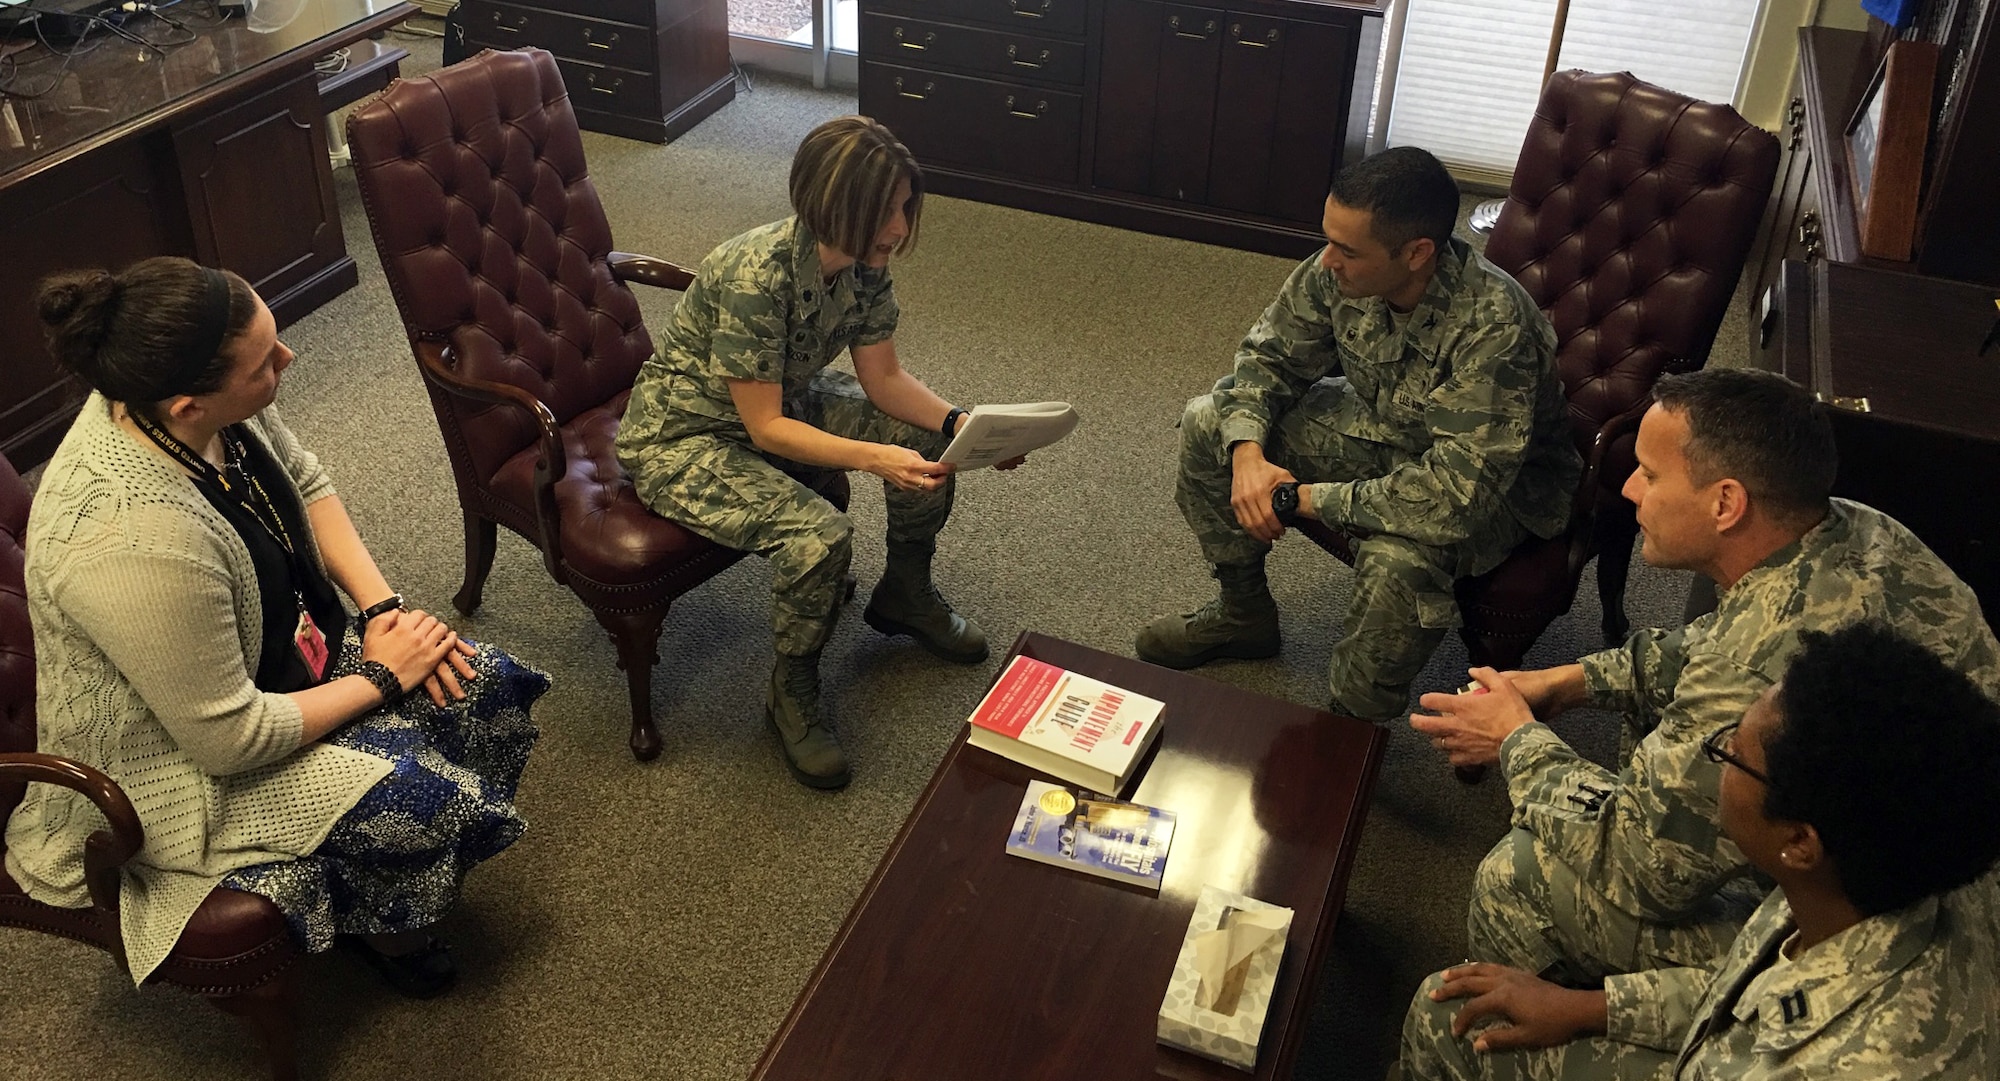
[{"xmin": 1700, "ymin": 723, "xmax": 1768, "ymax": 785}]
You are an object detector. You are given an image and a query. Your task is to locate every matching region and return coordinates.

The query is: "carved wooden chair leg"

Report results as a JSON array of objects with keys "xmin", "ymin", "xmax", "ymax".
[
  {"xmin": 1593, "ymin": 508, "xmax": 1641, "ymax": 647},
  {"xmin": 595, "ymin": 605, "xmax": 670, "ymax": 761},
  {"xmin": 454, "ymin": 511, "xmax": 499, "ymax": 616},
  {"xmin": 205, "ymin": 966, "xmax": 303, "ymax": 1081}
]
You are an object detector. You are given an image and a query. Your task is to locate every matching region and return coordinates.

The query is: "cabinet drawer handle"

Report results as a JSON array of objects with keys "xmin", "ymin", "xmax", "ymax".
[
  {"xmin": 489, "ymin": 11, "xmax": 526, "ymax": 31},
  {"xmin": 1003, "ymin": 94, "xmax": 1046, "ymax": 119},
  {"xmin": 1167, "ymin": 14, "xmax": 1215, "ymax": 38},
  {"xmin": 587, "ymin": 73, "xmax": 622, "ymax": 95},
  {"xmin": 1798, "ymin": 210, "xmax": 1823, "ymax": 261},
  {"xmin": 1008, "ymin": 0, "xmax": 1050, "ymax": 19},
  {"xmin": 583, "ymin": 28, "xmax": 618, "ymax": 49},
  {"xmin": 892, "ymin": 26, "xmax": 935, "ymax": 49},
  {"xmin": 1005, "ymin": 43, "xmax": 1051, "ymax": 68},
  {"xmin": 1231, "ymin": 23, "xmax": 1279, "ymax": 45},
  {"xmin": 893, "ymin": 76, "xmax": 935, "ymax": 100}
]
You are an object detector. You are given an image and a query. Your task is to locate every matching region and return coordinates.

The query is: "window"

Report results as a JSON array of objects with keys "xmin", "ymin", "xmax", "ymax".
[{"xmin": 1385, "ymin": 0, "xmax": 1761, "ymax": 180}]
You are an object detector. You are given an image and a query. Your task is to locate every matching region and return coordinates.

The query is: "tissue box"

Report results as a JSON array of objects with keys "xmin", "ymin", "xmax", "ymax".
[{"xmin": 1156, "ymin": 885, "xmax": 1295, "ymax": 1071}]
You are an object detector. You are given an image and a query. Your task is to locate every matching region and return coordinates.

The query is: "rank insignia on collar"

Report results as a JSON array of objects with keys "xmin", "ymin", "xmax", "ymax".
[
  {"xmin": 1423, "ymin": 314, "xmax": 1438, "ymax": 330},
  {"xmin": 1779, "ymin": 989, "xmax": 1809, "ymax": 1024}
]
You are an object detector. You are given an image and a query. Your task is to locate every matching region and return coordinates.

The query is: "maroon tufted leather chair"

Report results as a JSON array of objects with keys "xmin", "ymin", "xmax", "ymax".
[
  {"xmin": 1300, "ymin": 69, "xmax": 1778, "ymax": 669},
  {"xmin": 343, "ymin": 48, "xmax": 848, "ymax": 761},
  {"xmin": 0, "ymin": 454, "xmax": 305, "ymax": 1080}
]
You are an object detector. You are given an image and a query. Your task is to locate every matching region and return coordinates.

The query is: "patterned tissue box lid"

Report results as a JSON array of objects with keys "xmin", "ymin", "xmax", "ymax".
[{"xmin": 1156, "ymin": 884, "xmax": 1295, "ymax": 1071}]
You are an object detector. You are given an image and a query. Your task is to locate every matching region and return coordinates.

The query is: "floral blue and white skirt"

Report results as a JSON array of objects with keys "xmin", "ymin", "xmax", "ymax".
[{"xmin": 222, "ymin": 634, "xmax": 546, "ymax": 951}]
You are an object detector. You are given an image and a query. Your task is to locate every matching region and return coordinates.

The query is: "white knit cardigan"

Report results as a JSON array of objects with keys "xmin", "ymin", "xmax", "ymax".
[{"xmin": 4, "ymin": 395, "xmax": 391, "ymax": 984}]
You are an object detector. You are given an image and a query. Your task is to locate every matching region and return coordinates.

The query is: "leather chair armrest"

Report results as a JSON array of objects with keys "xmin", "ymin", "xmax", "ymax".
[
  {"xmin": 607, "ymin": 253, "xmax": 696, "ymax": 291},
  {"xmin": 0, "ymin": 753, "xmax": 141, "ymax": 935},
  {"xmin": 413, "ymin": 340, "xmax": 571, "ymax": 576}
]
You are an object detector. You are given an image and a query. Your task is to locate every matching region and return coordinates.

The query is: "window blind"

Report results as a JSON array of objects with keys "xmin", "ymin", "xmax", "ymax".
[{"xmin": 1386, "ymin": 0, "xmax": 1761, "ymax": 180}]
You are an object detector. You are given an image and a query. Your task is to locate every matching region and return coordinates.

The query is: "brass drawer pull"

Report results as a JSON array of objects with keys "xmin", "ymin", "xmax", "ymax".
[
  {"xmin": 490, "ymin": 11, "xmax": 526, "ymax": 31},
  {"xmin": 893, "ymin": 76, "xmax": 935, "ymax": 100},
  {"xmin": 1815, "ymin": 392, "xmax": 1871, "ymax": 413},
  {"xmin": 587, "ymin": 73, "xmax": 622, "ymax": 95},
  {"xmin": 1008, "ymin": 0, "xmax": 1050, "ymax": 19},
  {"xmin": 1797, "ymin": 210, "xmax": 1823, "ymax": 261},
  {"xmin": 1005, "ymin": 43, "xmax": 1051, "ymax": 68},
  {"xmin": 892, "ymin": 26, "xmax": 936, "ymax": 49},
  {"xmin": 1167, "ymin": 14, "xmax": 1215, "ymax": 38},
  {"xmin": 1004, "ymin": 94, "xmax": 1046, "ymax": 119},
  {"xmin": 583, "ymin": 28, "xmax": 618, "ymax": 49}
]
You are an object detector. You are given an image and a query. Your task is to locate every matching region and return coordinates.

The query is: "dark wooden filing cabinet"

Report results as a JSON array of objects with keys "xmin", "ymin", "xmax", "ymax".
[
  {"xmin": 1756, "ymin": 258, "xmax": 2000, "ymax": 622},
  {"xmin": 859, "ymin": 0, "xmax": 1382, "ymax": 257},
  {"xmin": 459, "ymin": 0, "xmax": 734, "ymax": 143}
]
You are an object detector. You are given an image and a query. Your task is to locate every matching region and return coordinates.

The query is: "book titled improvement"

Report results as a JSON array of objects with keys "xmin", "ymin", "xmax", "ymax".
[
  {"xmin": 939, "ymin": 401, "xmax": 1080, "ymax": 470},
  {"xmin": 966, "ymin": 654, "xmax": 1165, "ymax": 794},
  {"xmin": 1006, "ymin": 780, "xmax": 1177, "ymax": 890}
]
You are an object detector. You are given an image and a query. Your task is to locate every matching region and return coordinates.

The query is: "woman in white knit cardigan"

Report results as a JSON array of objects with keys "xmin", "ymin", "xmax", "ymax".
[{"xmin": 3, "ymin": 257, "xmax": 546, "ymax": 997}]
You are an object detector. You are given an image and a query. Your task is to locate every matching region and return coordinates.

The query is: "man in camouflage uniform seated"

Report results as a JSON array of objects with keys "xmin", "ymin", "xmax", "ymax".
[
  {"xmin": 1399, "ymin": 623, "xmax": 2000, "ymax": 1080},
  {"xmin": 1411, "ymin": 368, "xmax": 2000, "ymax": 1052},
  {"xmin": 1135, "ymin": 146, "xmax": 1580, "ymax": 724},
  {"xmin": 617, "ymin": 117, "xmax": 1012, "ymax": 789}
]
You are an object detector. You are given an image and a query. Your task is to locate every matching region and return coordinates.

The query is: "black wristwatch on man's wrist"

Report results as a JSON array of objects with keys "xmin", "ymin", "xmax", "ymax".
[
  {"xmin": 942, "ymin": 407, "xmax": 969, "ymax": 437},
  {"xmin": 1271, "ymin": 481, "xmax": 1301, "ymax": 526}
]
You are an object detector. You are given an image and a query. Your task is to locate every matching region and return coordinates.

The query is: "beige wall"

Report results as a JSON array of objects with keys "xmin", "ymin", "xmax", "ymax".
[{"xmin": 1737, "ymin": 1, "xmax": 1874, "ymax": 129}]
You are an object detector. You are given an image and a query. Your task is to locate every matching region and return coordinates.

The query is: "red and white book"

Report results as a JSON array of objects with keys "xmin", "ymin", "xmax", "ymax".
[{"xmin": 966, "ymin": 655, "xmax": 1166, "ymax": 794}]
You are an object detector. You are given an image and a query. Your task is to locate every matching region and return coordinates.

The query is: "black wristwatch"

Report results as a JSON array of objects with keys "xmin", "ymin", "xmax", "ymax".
[
  {"xmin": 1271, "ymin": 481, "xmax": 1301, "ymax": 526},
  {"xmin": 357, "ymin": 660, "xmax": 403, "ymax": 705},
  {"xmin": 358, "ymin": 593, "xmax": 404, "ymax": 633},
  {"xmin": 942, "ymin": 406, "xmax": 969, "ymax": 436}
]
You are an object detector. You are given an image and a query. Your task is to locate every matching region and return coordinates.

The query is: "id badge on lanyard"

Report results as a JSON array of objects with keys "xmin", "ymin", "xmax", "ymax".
[{"xmin": 293, "ymin": 596, "xmax": 330, "ymax": 682}]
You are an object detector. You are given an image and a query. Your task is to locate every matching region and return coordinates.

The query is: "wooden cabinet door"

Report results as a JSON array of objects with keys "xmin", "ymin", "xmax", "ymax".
[
  {"xmin": 1207, "ymin": 11, "xmax": 1351, "ymax": 224},
  {"xmin": 1093, "ymin": 0, "xmax": 1222, "ymax": 203}
]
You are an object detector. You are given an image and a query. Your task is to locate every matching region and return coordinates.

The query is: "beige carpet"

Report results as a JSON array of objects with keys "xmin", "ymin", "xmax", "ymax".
[{"xmin": 0, "ymin": 24, "xmax": 1726, "ymax": 1081}]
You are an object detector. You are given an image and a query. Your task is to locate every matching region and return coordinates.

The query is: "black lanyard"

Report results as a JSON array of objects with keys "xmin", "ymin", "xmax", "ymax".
[{"xmin": 131, "ymin": 411, "xmax": 300, "ymax": 561}]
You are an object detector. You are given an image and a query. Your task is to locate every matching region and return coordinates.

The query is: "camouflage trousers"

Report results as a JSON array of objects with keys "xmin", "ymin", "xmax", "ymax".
[
  {"xmin": 1176, "ymin": 380, "xmax": 1527, "ymax": 722},
  {"xmin": 1398, "ymin": 970, "xmax": 1674, "ymax": 1081},
  {"xmin": 1467, "ymin": 827, "xmax": 1759, "ymax": 991},
  {"xmin": 627, "ymin": 370, "xmax": 953, "ymax": 657}
]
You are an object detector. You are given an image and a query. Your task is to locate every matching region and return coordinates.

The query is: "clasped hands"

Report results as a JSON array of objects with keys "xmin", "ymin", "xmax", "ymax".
[
  {"xmin": 1408, "ymin": 667, "xmax": 1551, "ymax": 769},
  {"xmin": 361, "ymin": 608, "xmax": 478, "ymax": 706}
]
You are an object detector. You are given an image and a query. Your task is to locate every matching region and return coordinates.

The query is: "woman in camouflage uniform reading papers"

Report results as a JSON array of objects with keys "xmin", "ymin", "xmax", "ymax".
[{"xmin": 615, "ymin": 117, "xmax": 1023, "ymax": 790}]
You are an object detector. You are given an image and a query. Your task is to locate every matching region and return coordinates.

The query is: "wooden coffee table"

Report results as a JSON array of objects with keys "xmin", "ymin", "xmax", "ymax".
[{"xmin": 750, "ymin": 632, "xmax": 1386, "ymax": 1080}]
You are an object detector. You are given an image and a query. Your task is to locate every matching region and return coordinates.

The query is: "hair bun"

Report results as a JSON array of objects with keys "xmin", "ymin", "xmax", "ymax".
[{"xmin": 36, "ymin": 270, "xmax": 119, "ymax": 330}]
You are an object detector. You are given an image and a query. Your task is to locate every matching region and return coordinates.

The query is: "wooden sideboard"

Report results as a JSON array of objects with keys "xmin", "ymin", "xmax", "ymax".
[
  {"xmin": 858, "ymin": 0, "xmax": 1382, "ymax": 258},
  {"xmin": 456, "ymin": 0, "xmax": 734, "ymax": 143},
  {"xmin": 0, "ymin": 0, "xmax": 415, "ymax": 469}
]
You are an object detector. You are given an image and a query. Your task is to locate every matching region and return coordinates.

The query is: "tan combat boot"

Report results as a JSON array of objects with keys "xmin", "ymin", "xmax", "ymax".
[
  {"xmin": 1135, "ymin": 561, "xmax": 1281, "ymax": 669},
  {"xmin": 767, "ymin": 652, "xmax": 849, "ymax": 789},
  {"xmin": 863, "ymin": 539, "xmax": 989, "ymax": 664}
]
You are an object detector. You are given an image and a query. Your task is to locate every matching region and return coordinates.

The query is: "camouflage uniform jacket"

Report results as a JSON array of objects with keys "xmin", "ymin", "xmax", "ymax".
[
  {"xmin": 1660, "ymin": 882, "xmax": 1998, "ymax": 1077},
  {"xmin": 1498, "ymin": 499, "xmax": 2000, "ymax": 1044},
  {"xmin": 615, "ymin": 216, "xmax": 899, "ymax": 459},
  {"xmin": 1211, "ymin": 235, "xmax": 1579, "ymax": 551}
]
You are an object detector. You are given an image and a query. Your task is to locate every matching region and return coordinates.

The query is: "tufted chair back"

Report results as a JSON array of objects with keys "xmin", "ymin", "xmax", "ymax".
[
  {"xmin": 0, "ymin": 454, "xmax": 32, "ymax": 835},
  {"xmin": 1487, "ymin": 69, "xmax": 1778, "ymax": 493},
  {"xmin": 352, "ymin": 47, "xmax": 653, "ymax": 488},
  {"xmin": 1485, "ymin": 69, "xmax": 1778, "ymax": 644}
]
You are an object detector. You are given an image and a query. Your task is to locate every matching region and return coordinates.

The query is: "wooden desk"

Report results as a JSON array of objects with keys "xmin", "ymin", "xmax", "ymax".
[
  {"xmin": 0, "ymin": 0, "xmax": 415, "ymax": 468},
  {"xmin": 752, "ymin": 632, "xmax": 1386, "ymax": 1081}
]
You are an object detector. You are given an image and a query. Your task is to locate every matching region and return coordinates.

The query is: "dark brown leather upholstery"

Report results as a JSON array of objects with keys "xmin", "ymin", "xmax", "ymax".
[
  {"xmin": 345, "ymin": 48, "xmax": 847, "ymax": 759},
  {"xmin": 1302, "ymin": 70, "xmax": 1778, "ymax": 667},
  {"xmin": 0, "ymin": 454, "xmax": 304, "ymax": 1080}
]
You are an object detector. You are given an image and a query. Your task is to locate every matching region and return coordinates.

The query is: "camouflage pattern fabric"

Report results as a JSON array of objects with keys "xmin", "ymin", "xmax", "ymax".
[
  {"xmin": 1173, "ymin": 237, "xmax": 1577, "ymax": 720},
  {"xmin": 615, "ymin": 217, "xmax": 950, "ymax": 657},
  {"xmin": 1482, "ymin": 499, "xmax": 2000, "ymax": 1041},
  {"xmin": 1399, "ymin": 969, "xmax": 1676, "ymax": 1081},
  {"xmin": 1403, "ymin": 876, "xmax": 2000, "ymax": 1080}
]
